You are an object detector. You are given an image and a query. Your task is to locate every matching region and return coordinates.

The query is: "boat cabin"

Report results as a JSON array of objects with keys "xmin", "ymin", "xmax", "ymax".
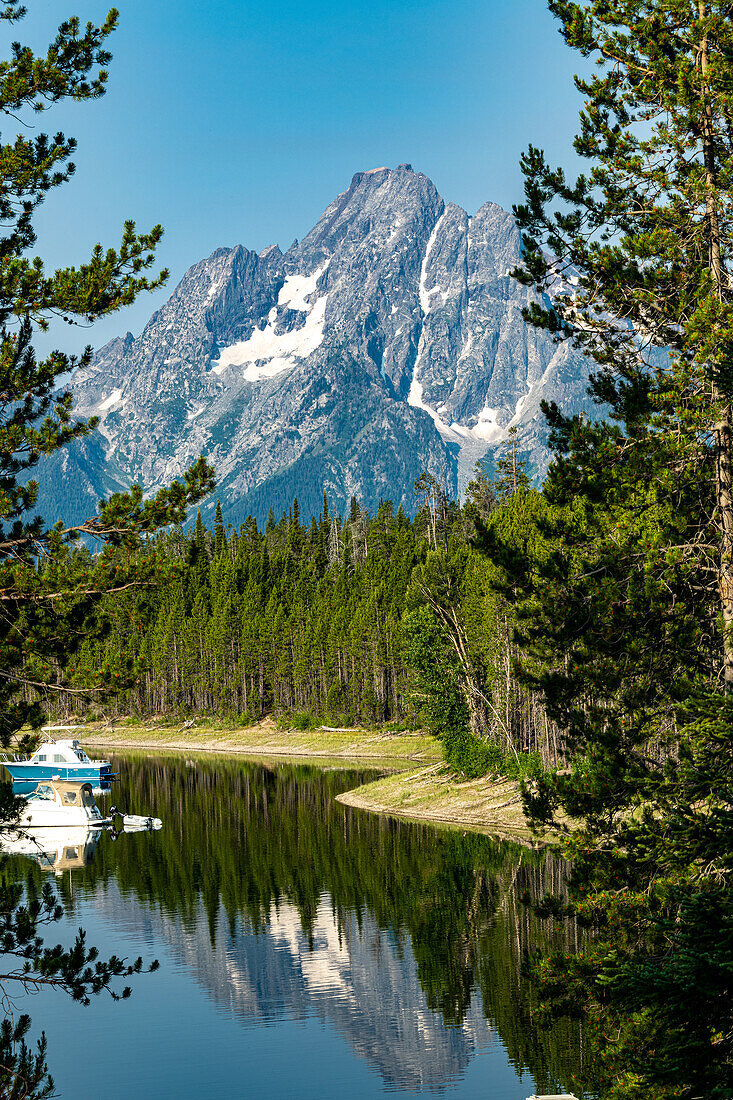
[
  {"xmin": 30, "ymin": 740, "xmax": 92, "ymax": 766},
  {"xmin": 27, "ymin": 780, "xmax": 97, "ymax": 809}
]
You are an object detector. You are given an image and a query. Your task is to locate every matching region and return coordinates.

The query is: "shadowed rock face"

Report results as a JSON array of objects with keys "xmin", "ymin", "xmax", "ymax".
[{"xmin": 52, "ymin": 164, "xmax": 597, "ymax": 526}]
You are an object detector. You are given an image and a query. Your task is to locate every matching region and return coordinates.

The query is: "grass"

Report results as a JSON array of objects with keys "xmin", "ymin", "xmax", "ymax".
[
  {"xmin": 336, "ymin": 762, "xmax": 541, "ymax": 840},
  {"xmin": 75, "ymin": 716, "xmax": 549, "ymax": 839},
  {"xmin": 80, "ymin": 715, "xmax": 442, "ymax": 766}
]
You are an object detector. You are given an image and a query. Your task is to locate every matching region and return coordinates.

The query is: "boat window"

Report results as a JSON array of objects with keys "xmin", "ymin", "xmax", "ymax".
[
  {"xmin": 36, "ymin": 754, "xmax": 47, "ymax": 762},
  {"xmin": 75, "ymin": 750, "xmax": 88, "ymax": 762},
  {"xmin": 81, "ymin": 787, "xmax": 96, "ymax": 808},
  {"xmin": 62, "ymin": 790, "xmax": 78, "ymax": 805},
  {"xmin": 63, "ymin": 848, "xmax": 78, "ymax": 860},
  {"xmin": 33, "ymin": 785, "xmax": 54, "ymax": 800},
  {"xmin": 53, "ymin": 755, "xmax": 65, "ymax": 763}
]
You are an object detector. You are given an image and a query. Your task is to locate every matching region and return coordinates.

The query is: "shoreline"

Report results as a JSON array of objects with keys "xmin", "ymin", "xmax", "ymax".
[
  {"xmin": 84, "ymin": 717, "xmax": 439, "ymax": 767},
  {"xmin": 81, "ymin": 718, "xmax": 536, "ymax": 839},
  {"xmin": 335, "ymin": 764, "xmax": 536, "ymax": 841}
]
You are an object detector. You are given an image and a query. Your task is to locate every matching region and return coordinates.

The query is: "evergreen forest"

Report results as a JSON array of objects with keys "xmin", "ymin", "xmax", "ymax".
[{"xmin": 55, "ymin": 472, "xmax": 557, "ymax": 778}]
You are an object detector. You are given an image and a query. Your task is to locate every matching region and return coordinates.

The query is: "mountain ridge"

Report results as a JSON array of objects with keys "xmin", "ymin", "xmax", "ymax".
[{"xmin": 36, "ymin": 164, "xmax": 597, "ymax": 527}]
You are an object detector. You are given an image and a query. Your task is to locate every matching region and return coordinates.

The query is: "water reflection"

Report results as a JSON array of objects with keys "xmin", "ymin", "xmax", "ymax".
[
  {"xmin": 0, "ymin": 825, "xmax": 101, "ymax": 872},
  {"xmin": 3, "ymin": 754, "xmax": 591, "ymax": 1098}
]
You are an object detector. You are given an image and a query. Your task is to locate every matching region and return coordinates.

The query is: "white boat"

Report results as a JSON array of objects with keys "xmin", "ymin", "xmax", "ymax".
[
  {"xmin": 114, "ymin": 812, "xmax": 163, "ymax": 832},
  {"xmin": 11, "ymin": 780, "xmax": 110, "ymax": 828}
]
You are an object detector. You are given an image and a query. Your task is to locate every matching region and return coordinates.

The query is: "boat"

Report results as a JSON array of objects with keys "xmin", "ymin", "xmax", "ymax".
[
  {"xmin": 2, "ymin": 728, "xmax": 114, "ymax": 788},
  {"xmin": 112, "ymin": 812, "xmax": 163, "ymax": 832},
  {"xmin": 9, "ymin": 779, "xmax": 111, "ymax": 828}
]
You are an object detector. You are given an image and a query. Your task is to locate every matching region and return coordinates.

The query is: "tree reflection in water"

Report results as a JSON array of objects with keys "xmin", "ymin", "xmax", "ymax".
[{"xmin": 10, "ymin": 754, "xmax": 594, "ymax": 1096}]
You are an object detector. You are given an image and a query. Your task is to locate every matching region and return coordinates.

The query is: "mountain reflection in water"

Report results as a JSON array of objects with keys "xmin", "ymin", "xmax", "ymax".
[
  {"xmin": 5, "ymin": 754, "xmax": 590, "ymax": 1099},
  {"xmin": 91, "ymin": 886, "xmax": 495, "ymax": 1092}
]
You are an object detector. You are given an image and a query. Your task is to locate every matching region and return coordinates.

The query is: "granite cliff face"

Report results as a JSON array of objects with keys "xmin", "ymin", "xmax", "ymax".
[{"xmin": 51, "ymin": 164, "xmax": 596, "ymax": 526}]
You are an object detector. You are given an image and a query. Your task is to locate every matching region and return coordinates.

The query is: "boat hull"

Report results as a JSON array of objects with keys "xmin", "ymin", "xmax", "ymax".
[
  {"xmin": 18, "ymin": 805, "xmax": 110, "ymax": 827},
  {"xmin": 4, "ymin": 763, "xmax": 113, "ymax": 784}
]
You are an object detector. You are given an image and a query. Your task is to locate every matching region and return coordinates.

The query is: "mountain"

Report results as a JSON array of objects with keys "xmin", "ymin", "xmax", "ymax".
[{"xmin": 41, "ymin": 164, "xmax": 597, "ymax": 527}]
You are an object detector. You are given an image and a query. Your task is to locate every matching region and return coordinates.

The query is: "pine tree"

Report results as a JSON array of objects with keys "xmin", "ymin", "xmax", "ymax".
[
  {"xmin": 213, "ymin": 500, "xmax": 226, "ymax": 557},
  {"xmin": 493, "ymin": 427, "xmax": 529, "ymax": 500},
  {"xmin": 0, "ymin": 107, "xmax": 214, "ymax": 742},
  {"xmin": 0, "ymin": 5, "xmax": 211, "ymax": 1090},
  {"xmin": 465, "ymin": 460, "xmax": 498, "ymax": 525},
  {"xmin": 494, "ymin": 3, "xmax": 733, "ymax": 1094},
  {"xmin": 514, "ymin": 1, "xmax": 733, "ymax": 687}
]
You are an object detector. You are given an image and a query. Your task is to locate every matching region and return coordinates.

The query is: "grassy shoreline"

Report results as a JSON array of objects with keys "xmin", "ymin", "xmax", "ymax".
[
  {"xmin": 83, "ymin": 716, "xmax": 440, "ymax": 766},
  {"xmin": 80, "ymin": 717, "xmax": 535, "ymax": 839},
  {"xmin": 335, "ymin": 764, "xmax": 535, "ymax": 840}
]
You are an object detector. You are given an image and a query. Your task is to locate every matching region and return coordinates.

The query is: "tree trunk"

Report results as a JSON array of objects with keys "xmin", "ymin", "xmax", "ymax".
[{"xmin": 699, "ymin": 9, "xmax": 733, "ymax": 687}]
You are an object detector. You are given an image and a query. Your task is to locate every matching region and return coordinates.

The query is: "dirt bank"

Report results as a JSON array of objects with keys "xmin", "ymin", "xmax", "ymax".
[
  {"xmin": 336, "ymin": 762, "xmax": 539, "ymax": 841},
  {"xmin": 81, "ymin": 719, "xmax": 540, "ymax": 839},
  {"xmin": 83, "ymin": 716, "xmax": 440, "ymax": 767}
]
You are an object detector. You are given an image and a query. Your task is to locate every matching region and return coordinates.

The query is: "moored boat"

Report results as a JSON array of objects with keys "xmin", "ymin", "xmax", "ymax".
[
  {"xmin": 2, "ymin": 729, "xmax": 113, "ymax": 787},
  {"xmin": 8, "ymin": 779, "xmax": 110, "ymax": 828},
  {"xmin": 113, "ymin": 812, "xmax": 163, "ymax": 831}
]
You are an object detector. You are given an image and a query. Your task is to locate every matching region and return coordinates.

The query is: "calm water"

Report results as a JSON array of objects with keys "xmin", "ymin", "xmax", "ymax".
[{"xmin": 2, "ymin": 754, "xmax": 588, "ymax": 1099}]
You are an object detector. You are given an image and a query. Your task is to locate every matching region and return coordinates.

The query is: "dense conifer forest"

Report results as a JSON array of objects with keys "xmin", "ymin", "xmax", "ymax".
[{"xmin": 55, "ymin": 467, "xmax": 558, "ymax": 777}]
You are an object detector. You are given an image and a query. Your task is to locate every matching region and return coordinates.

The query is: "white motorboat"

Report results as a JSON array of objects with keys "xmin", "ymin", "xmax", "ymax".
[
  {"xmin": 12, "ymin": 779, "xmax": 110, "ymax": 828},
  {"xmin": 114, "ymin": 812, "xmax": 163, "ymax": 832}
]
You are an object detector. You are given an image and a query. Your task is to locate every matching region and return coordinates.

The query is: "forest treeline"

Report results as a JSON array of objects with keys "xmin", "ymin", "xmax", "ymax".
[{"xmin": 56, "ymin": 457, "xmax": 557, "ymax": 776}]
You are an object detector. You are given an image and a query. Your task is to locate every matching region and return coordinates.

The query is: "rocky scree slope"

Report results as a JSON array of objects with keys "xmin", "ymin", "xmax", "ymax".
[{"xmin": 44, "ymin": 164, "xmax": 596, "ymax": 527}]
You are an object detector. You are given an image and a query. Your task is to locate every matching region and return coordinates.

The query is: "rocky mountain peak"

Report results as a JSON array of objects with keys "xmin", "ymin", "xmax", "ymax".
[{"xmin": 47, "ymin": 165, "xmax": 597, "ymax": 528}]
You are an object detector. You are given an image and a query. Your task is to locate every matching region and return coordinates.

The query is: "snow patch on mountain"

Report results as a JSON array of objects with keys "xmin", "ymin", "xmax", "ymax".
[
  {"xmin": 466, "ymin": 405, "xmax": 504, "ymax": 442},
  {"xmin": 98, "ymin": 388, "xmax": 123, "ymax": 411},
  {"xmin": 277, "ymin": 262, "xmax": 328, "ymax": 311},
  {"xmin": 418, "ymin": 210, "xmax": 449, "ymax": 316},
  {"xmin": 408, "ymin": 209, "xmax": 450, "ymax": 415},
  {"xmin": 212, "ymin": 290, "xmax": 328, "ymax": 380}
]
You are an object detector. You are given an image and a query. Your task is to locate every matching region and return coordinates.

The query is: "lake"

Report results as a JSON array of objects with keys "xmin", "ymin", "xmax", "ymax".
[{"xmin": 2, "ymin": 753, "xmax": 589, "ymax": 1099}]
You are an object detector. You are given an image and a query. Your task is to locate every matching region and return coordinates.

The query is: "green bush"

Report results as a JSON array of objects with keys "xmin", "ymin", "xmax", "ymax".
[
  {"xmin": 441, "ymin": 727, "xmax": 548, "ymax": 782},
  {"xmin": 288, "ymin": 711, "xmax": 317, "ymax": 730}
]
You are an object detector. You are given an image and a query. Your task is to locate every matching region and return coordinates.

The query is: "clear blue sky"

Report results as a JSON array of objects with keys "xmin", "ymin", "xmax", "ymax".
[{"xmin": 17, "ymin": 0, "xmax": 586, "ymax": 356}]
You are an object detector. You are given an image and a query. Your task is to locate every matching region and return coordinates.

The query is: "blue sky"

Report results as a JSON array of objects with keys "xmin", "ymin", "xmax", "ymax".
[{"xmin": 16, "ymin": 0, "xmax": 586, "ymax": 356}]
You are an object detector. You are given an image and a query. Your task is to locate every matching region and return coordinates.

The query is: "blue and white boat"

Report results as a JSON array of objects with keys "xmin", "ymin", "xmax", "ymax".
[{"xmin": 2, "ymin": 728, "xmax": 114, "ymax": 788}]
